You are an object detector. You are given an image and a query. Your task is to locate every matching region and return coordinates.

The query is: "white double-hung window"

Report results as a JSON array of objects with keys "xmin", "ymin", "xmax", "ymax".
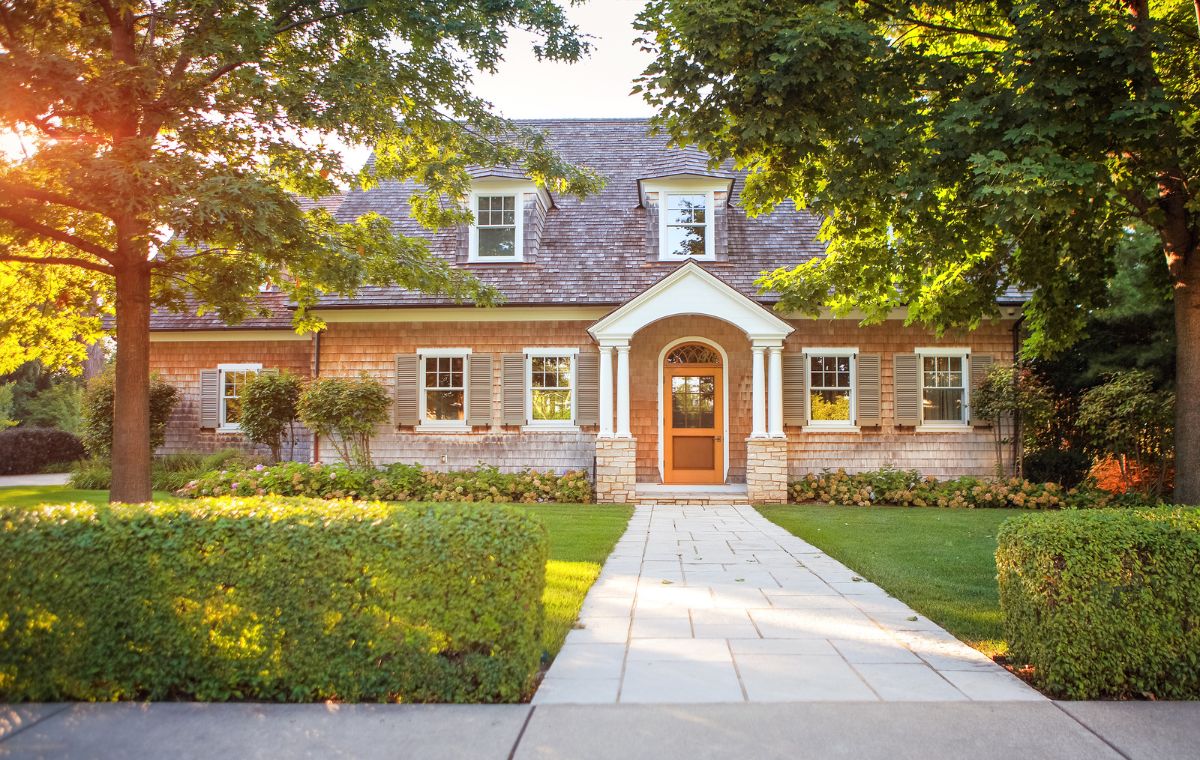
[
  {"xmin": 525, "ymin": 349, "xmax": 577, "ymax": 428},
  {"xmin": 470, "ymin": 191, "xmax": 521, "ymax": 261},
  {"xmin": 804, "ymin": 349, "xmax": 856, "ymax": 427},
  {"xmin": 917, "ymin": 348, "xmax": 969, "ymax": 425},
  {"xmin": 663, "ymin": 192, "xmax": 712, "ymax": 259},
  {"xmin": 217, "ymin": 363, "xmax": 261, "ymax": 430},
  {"xmin": 419, "ymin": 349, "xmax": 470, "ymax": 429}
]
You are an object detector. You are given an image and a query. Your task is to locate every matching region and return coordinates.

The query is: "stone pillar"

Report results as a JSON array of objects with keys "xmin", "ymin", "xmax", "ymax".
[
  {"xmin": 615, "ymin": 343, "xmax": 631, "ymax": 437},
  {"xmin": 746, "ymin": 437, "xmax": 789, "ymax": 504},
  {"xmin": 595, "ymin": 437, "xmax": 637, "ymax": 504},
  {"xmin": 751, "ymin": 345, "xmax": 767, "ymax": 438},
  {"xmin": 598, "ymin": 345, "xmax": 614, "ymax": 437},
  {"xmin": 767, "ymin": 344, "xmax": 784, "ymax": 438}
]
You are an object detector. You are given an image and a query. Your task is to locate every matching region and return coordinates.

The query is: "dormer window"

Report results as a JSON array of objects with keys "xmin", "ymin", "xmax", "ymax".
[
  {"xmin": 665, "ymin": 193, "xmax": 709, "ymax": 258},
  {"xmin": 475, "ymin": 194, "xmax": 517, "ymax": 258}
]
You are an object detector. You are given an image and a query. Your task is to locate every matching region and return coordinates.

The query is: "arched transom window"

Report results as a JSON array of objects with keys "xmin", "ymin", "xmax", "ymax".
[{"xmin": 666, "ymin": 343, "xmax": 722, "ymax": 366}]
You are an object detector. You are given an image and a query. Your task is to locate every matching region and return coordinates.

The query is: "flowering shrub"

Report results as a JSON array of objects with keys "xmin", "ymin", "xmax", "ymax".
[
  {"xmin": 788, "ymin": 468, "xmax": 1128, "ymax": 510},
  {"xmin": 179, "ymin": 461, "xmax": 594, "ymax": 503}
]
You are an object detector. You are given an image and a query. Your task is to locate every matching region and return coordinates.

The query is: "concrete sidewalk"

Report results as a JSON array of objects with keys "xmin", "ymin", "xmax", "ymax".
[
  {"xmin": 0, "ymin": 474, "xmax": 70, "ymax": 488},
  {"xmin": 2, "ymin": 701, "xmax": 1197, "ymax": 760}
]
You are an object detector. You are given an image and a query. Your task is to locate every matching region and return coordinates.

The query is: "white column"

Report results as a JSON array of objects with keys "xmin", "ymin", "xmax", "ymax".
[
  {"xmin": 615, "ymin": 343, "xmax": 631, "ymax": 437},
  {"xmin": 768, "ymin": 345, "xmax": 784, "ymax": 438},
  {"xmin": 751, "ymin": 345, "xmax": 767, "ymax": 438},
  {"xmin": 598, "ymin": 345, "xmax": 614, "ymax": 437}
]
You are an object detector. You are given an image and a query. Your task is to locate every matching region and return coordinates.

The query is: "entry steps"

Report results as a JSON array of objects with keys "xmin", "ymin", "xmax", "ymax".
[{"xmin": 633, "ymin": 483, "xmax": 749, "ymax": 505}]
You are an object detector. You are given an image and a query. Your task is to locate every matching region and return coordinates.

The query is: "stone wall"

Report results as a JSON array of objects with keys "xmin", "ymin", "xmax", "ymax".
[
  {"xmin": 746, "ymin": 437, "xmax": 788, "ymax": 503},
  {"xmin": 595, "ymin": 437, "xmax": 637, "ymax": 503}
]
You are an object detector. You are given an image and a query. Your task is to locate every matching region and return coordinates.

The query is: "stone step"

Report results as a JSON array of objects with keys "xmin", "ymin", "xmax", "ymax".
[{"xmin": 634, "ymin": 484, "xmax": 749, "ymax": 505}]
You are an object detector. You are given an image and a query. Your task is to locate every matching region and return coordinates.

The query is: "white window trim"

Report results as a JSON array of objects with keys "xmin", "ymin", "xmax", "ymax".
[
  {"xmin": 645, "ymin": 180, "xmax": 725, "ymax": 262},
  {"xmin": 468, "ymin": 185, "xmax": 527, "ymax": 262},
  {"xmin": 417, "ymin": 348, "xmax": 471, "ymax": 432},
  {"xmin": 801, "ymin": 348, "xmax": 858, "ymax": 430},
  {"xmin": 915, "ymin": 347, "xmax": 971, "ymax": 427},
  {"xmin": 523, "ymin": 347, "xmax": 579, "ymax": 431},
  {"xmin": 216, "ymin": 363, "xmax": 261, "ymax": 432}
]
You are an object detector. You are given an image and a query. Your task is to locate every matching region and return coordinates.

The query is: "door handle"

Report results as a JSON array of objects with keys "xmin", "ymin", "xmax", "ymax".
[{"xmin": 714, "ymin": 436, "xmax": 722, "ymax": 442}]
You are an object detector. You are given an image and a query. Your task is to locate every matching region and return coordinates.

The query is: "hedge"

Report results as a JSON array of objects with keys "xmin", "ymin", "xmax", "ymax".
[
  {"xmin": 179, "ymin": 461, "xmax": 594, "ymax": 503},
  {"xmin": 788, "ymin": 468, "xmax": 1128, "ymax": 509},
  {"xmin": 70, "ymin": 449, "xmax": 268, "ymax": 492},
  {"xmin": 0, "ymin": 497, "xmax": 548, "ymax": 703},
  {"xmin": 996, "ymin": 508, "xmax": 1200, "ymax": 699},
  {"xmin": 0, "ymin": 427, "xmax": 86, "ymax": 475}
]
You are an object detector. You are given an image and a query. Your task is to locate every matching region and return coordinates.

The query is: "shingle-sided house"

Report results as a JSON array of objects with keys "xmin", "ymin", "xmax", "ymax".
[{"xmin": 147, "ymin": 118, "xmax": 1024, "ymax": 503}]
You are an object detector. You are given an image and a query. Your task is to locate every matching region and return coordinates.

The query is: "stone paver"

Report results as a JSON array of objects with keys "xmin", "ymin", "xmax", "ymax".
[
  {"xmin": 0, "ymin": 473, "xmax": 70, "ymax": 488},
  {"xmin": 534, "ymin": 503, "xmax": 1041, "ymax": 704}
]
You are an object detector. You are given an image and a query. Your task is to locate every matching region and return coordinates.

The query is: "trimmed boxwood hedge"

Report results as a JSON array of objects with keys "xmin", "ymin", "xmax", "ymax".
[
  {"xmin": 997, "ymin": 508, "xmax": 1200, "ymax": 699},
  {"xmin": 0, "ymin": 427, "xmax": 86, "ymax": 475},
  {"xmin": 0, "ymin": 497, "xmax": 548, "ymax": 703}
]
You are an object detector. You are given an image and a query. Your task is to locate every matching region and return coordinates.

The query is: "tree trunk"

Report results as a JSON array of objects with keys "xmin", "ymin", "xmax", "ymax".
[
  {"xmin": 1175, "ymin": 256, "xmax": 1200, "ymax": 504},
  {"xmin": 109, "ymin": 263, "xmax": 153, "ymax": 503}
]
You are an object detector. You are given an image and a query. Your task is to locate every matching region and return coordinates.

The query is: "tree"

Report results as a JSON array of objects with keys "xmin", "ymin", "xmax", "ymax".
[
  {"xmin": 1077, "ymin": 370, "xmax": 1174, "ymax": 497},
  {"xmin": 635, "ymin": 1, "xmax": 1200, "ymax": 502},
  {"xmin": 80, "ymin": 368, "xmax": 178, "ymax": 459},
  {"xmin": 972, "ymin": 363, "xmax": 1052, "ymax": 477},
  {"xmin": 238, "ymin": 370, "xmax": 301, "ymax": 463},
  {"xmin": 297, "ymin": 374, "xmax": 389, "ymax": 468},
  {"xmin": 0, "ymin": 1, "xmax": 602, "ymax": 502}
]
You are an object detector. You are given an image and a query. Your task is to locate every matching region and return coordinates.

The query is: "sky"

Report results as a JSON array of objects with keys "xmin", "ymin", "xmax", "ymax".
[{"xmin": 471, "ymin": 1, "xmax": 655, "ymax": 119}]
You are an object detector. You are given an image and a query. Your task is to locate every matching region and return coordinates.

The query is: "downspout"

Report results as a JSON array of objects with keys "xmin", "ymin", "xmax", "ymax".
[
  {"xmin": 1011, "ymin": 312, "xmax": 1027, "ymax": 478},
  {"xmin": 311, "ymin": 329, "xmax": 322, "ymax": 464}
]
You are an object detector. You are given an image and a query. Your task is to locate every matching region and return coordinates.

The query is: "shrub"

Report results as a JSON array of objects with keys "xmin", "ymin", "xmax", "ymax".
[
  {"xmin": 79, "ymin": 368, "xmax": 179, "ymax": 458},
  {"xmin": 0, "ymin": 497, "xmax": 548, "ymax": 703},
  {"xmin": 1076, "ymin": 370, "xmax": 1174, "ymax": 497},
  {"xmin": 972, "ymin": 364, "xmax": 1053, "ymax": 477},
  {"xmin": 19, "ymin": 382, "xmax": 83, "ymax": 433},
  {"xmin": 1022, "ymin": 448, "xmax": 1091, "ymax": 489},
  {"xmin": 0, "ymin": 384, "xmax": 16, "ymax": 429},
  {"xmin": 297, "ymin": 375, "xmax": 389, "ymax": 468},
  {"xmin": 787, "ymin": 468, "xmax": 1120, "ymax": 510},
  {"xmin": 69, "ymin": 449, "xmax": 268, "ymax": 492},
  {"xmin": 179, "ymin": 461, "xmax": 594, "ymax": 503},
  {"xmin": 239, "ymin": 371, "xmax": 302, "ymax": 462},
  {"xmin": 997, "ymin": 508, "xmax": 1200, "ymax": 699},
  {"xmin": 0, "ymin": 427, "xmax": 86, "ymax": 475}
]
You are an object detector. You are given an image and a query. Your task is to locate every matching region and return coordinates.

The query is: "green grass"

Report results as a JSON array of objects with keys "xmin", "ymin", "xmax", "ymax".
[
  {"xmin": 0, "ymin": 486, "xmax": 630, "ymax": 660},
  {"xmin": 757, "ymin": 504, "xmax": 1024, "ymax": 656}
]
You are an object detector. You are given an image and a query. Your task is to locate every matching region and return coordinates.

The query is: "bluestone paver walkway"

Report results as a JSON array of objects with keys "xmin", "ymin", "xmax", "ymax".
[
  {"xmin": 0, "ymin": 474, "xmax": 70, "ymax": 488},
  {"xmin": 535, "ymin": 503, "xmax": 1039, "ymax": 704}
]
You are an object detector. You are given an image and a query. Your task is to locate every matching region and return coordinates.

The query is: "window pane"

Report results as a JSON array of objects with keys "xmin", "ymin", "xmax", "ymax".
[
  {"xmin": 671, "ymin": 375, "xmax": 715, "ymax": 428},
  {"xmin": 667, "ymin": 194, "xmax": 706, "ymax": 223},
  {"xmin": 923, "ymin": 388, "xmax": 964, "ymax": 422},
  {"xmin": 426, "ymin": 390, "xmax": 464, "ymax": 421},
  {"xmin": 810, "ymin": 390, "xmax": 850, "ymax": 421},
  {"xmin": 478, "ymin": 226, "xmax": 516, "ymax": 257},
  {"xmin": 665, "ymin": 224, "xmax": 706, "ymax": 257},
  {"xmin": 532, "ymin": 389, "xmax": 571, "ymax": 421},
  {"xmin": 224, "ymin": 396, "xmax": 243, "ymax": 424}
]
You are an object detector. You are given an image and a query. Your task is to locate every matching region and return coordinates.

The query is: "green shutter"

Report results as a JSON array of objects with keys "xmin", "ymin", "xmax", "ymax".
[
  {"xmin": 575, "ymin": 352, "xmax": 599, "ymax": 426},
  {"xmin": 467, "ymin": 354, "xmax": 493, "ymax": 427},
  {"xmin": 783, "ymin": 353, "xmax": 807, "ymax": 426},
  {"xmin": 969, "ymin": 353, "xmax": 995, "ymax": 427},
  {"xmin": 394, "ymin": 354, "xmax": 419, "ymax": 426},
  {"xmin": 199, "ymin": 369, "xmax": 219, "ymax": 429},
  {"xmin": 501, "ymin": 353, "xmax": 526, "ymax": 426},
  {"xmin": 893, "ymin": 353, "xmax": 921, "ymax": 426},
  {"xmin": 856, "ymin": 354, "xmax": 882, "ymax": 427}
]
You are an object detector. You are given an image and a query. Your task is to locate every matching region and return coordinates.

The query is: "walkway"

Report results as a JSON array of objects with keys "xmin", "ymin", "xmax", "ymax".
[
  {"xmin": 0, "ymin": 473, "xmax": 70, "ymax": 488},
  {"xmin": 535, "ymin": 503, "xmax": 1040, "ymax": 704}
]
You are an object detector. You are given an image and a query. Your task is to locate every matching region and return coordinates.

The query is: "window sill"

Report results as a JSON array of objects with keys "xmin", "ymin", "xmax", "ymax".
[
  {"xmin": 415, "ymin": 424, "xmax": 473, "ymax": 434},
  {"xmin": 467, "ymin": 257, "xmax": 525, "ymax": 264},
  {"xmin": 215, "ymin": 426, "xmax": 243, "ymax": 434},
  {"xmin": 917, "ymin": 424, "xmax": 972, "ymax": 433},
  {"xmin": 800, "ymin": 425, "xmax": 860, "ymax": 433},
  {"xmin": 521, "ymin": 424, "xmax": 580, "ymax": 433}
]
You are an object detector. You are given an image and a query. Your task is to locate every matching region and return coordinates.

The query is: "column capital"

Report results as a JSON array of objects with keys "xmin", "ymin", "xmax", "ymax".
[
  {"xmin": 599, "ymin": 339, "xmax": 631, "ymax": 350},
  {"xmin": 751, "ymin": 338, "xmax": 785, "ymax": 350}
]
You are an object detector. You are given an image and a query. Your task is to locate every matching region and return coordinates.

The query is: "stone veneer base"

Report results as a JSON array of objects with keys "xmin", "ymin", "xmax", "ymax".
[
  {"xmin": 595, "ymin": 437, "xmax": 637, "ymax": 504},
  {"xmin": 746, "ymin": 437, "xmax": 789, "ymax": 504}
]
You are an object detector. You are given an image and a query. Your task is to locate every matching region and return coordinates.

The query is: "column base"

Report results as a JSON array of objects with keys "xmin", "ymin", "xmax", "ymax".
[
  {"xmin": 595, "ymin": 437, "xmax": 637, "ymax": 504},
  {"xmin": 746, "ymin": 437, "xmax": 789, "ymax": 504}
]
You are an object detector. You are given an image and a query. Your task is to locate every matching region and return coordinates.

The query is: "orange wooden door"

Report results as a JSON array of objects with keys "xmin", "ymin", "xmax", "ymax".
[{"xmin": 663, "ymin": 365, "xmax": 723, "ymax": 484}]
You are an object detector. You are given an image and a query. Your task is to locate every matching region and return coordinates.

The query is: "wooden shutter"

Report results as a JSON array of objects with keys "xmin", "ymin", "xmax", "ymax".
[
  {"xmin": 575, "ymin": 352, "xmax": 599, "ymax": 425},
  {"xmin": 467, "ymin": 354, "xmax": 493, "ymax": 427},
  {"xmin": 893, "ymin": 353, "xmax": 921, "ymax": 426},
  {"xmin": 394, "ymin": 354, "xmax": 419, "ymax": 426},
  {"xmin": 501, "ymin": 353, "xmax": 526, "ymax": 425},
  {"xmin": 856, "ymin": 354, "xmax": 882, "ymax": 427},
  {"xmin": 199, "ymin": 369, "xmax": 220, "ymax": 429},
  {"xmin": 782, "ymin": 353, "xmax": 808, "ymax": 426},
  {"xmin": 969, "ymin": 353, "xmax": 995, "ymax": 427}
]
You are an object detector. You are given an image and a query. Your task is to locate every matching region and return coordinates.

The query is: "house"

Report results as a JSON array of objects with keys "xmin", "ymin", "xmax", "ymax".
[{"xmin": 147, "ymin": 118, "xmax": 1023, "ymax": 503}]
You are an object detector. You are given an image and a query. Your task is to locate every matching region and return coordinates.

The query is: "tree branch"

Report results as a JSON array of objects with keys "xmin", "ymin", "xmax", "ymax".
[
  {"xmin": 0, "ymin": 252, "xmax": 115, "ymax": 275},
  {"xmin": 0, "ymin": 207, "xmax": 117, "ymax": 263},
  {"xmin": 862, "ymin": 1, "xmax": 1011, "ymax": 43},
  {"xmin": 0, "ymin": 181, "xmax": 108, "ymax": 216}
]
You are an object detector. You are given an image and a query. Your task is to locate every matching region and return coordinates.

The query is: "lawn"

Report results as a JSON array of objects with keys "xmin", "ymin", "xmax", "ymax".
[
  {"xmin": 756, "ymin": 504, "xmax": 1024, "ymax": 656},
  {"xmin": 0, "ymin": 486, "xmax": 630, "ymax": 660}
]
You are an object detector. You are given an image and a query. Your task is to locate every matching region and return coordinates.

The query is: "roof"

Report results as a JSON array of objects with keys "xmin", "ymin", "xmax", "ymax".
[{"xmin": 149, "ymin": 289, "xmax": 297, "ymax": 330}]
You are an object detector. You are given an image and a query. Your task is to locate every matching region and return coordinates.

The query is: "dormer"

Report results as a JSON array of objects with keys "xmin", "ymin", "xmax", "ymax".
[
  {"xmin": 465, "ymin": 170, "xmax": 554, "ymax": 263},
  {"xmin": 638, "ymin": 150, "xmax": 735, "ymax": 262}
]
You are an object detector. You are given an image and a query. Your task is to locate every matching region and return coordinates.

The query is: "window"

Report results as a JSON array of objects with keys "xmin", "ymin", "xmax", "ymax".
[
  {"xmin": 805, "ymin": 350, "xmax": 856, "ymax": 426},
  {"xmin": 218, "ymin": 363, "xmax": 261, "ymax": 429},
  {"xmin": 471, "ymin": 193, "xmax": 520, "ymax": 260},
  {"xmin": 920, "ymin": 351, "xmax": 968, "ymax": 424},
  {"xmin": 419, "ymin": 350, "xmax": 469, "ymax": 427},
  {"xmin": 526, "ymin": 350, "xmax": 576, "ymax": 427},
  {"xmin": 663, "ymin": 192, "xmax": 711, "ymax": 259}
]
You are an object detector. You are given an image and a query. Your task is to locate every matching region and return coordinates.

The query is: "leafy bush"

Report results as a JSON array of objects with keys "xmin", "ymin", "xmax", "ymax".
[
  {"xmin": 1076, "ymin": 370, "xmax": 1174, "ymax": 497},
  {"xmin": 297, "ymin": 375, "xmax": 389, "ymax": 468},
  {"xmin": 997, "ymin": 508, "xmax": 1200, "ymax": 699},
  {"xmin": 0, "ymin": 497, "xmax": 548, "ymax": 703},
  {"xmin": 0, "ymin": 384, "xmax": 16, "ymax": 429},
  {"xmin": 69, "ymin": 449, "xmax": 267, "ymax": 491},
  {"xmin": 0, "ymin": 427, "xmax": 86, "ymax": 475},
  {"xmin": 239, "ymin": 371, "xmax": 302, "ymax": 462},
  {"xmin": 973, "ymin": 364, "xmax": 1053, "ymax": 477},
  {"xmin": 19, "ymin": 382, "xmax": 83, "ymax": 433},
  {"xmin": 80, "ymin": 368, "xmax": 179, "ymax": 458},
  {"xmin": 179, "ymin": 461, "xmax": 594, "ymax": 503},
  {"xmin": 788, "ymin": 468, "xmax": 1120, "ymax": 509},
  {"xmin": 1023, "ymin": 448, "xmax": 1091, "ymax": 489}
]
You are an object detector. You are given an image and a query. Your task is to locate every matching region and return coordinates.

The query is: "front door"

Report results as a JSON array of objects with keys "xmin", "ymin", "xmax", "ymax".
[{"xmin": 663, "ymin": 343, "xmax": 724, "ymax": 484}]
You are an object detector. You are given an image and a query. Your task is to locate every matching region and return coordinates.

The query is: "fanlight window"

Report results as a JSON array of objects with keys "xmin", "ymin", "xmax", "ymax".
[{"xmin": 666, "ymin": 343, "xmax": 721, "ymax": 365}]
